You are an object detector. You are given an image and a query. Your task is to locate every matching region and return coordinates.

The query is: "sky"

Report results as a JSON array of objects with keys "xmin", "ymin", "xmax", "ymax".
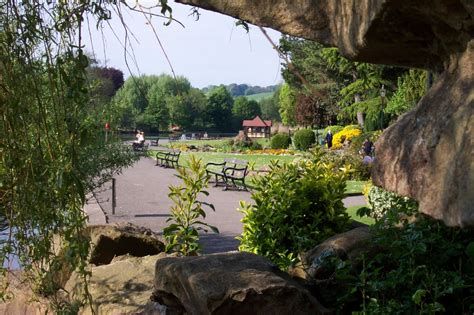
[{"xmin": 83, "ymin": 2, "xmax": 283, "ymax": 89}]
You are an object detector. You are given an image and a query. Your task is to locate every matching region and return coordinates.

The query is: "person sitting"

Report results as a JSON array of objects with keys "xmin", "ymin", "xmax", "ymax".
[
  {"xmin": 362, "ymin": 155, "xmax": 374, "ymax": 165},
  {"xmin": 133, "ymin": 131, "xmax": 145, "ymax": 150}
]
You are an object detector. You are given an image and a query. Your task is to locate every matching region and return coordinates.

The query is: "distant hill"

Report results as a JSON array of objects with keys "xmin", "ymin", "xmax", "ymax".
[
  {"xmin": 202, "ymin": 83, "xmax": 280, "ymax": 98},
  {"xmin": 245, "ymin": 91, "xmax": 274, "ymax": 101}
]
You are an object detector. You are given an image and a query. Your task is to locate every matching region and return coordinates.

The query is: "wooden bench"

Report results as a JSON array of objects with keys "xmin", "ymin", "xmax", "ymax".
[
  {"xmin": 150, "ymin": 138, "xmax": 159, "ymax": 146},
  {"xmin": 132, "ymin": 141, "xmax": 149, "ymax": 153},
  {"xmin": 156, "ymin": 149, "xmax": 180, "ymax": 168},
  {"xmin": 206, "ymin": 158, "xmax": 249, "ymax": 191}
]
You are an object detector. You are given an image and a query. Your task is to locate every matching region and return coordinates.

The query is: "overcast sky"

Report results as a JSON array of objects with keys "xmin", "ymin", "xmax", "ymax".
[{"xmin": 83, "ymin": 2, "xmax": 283, "ymax": 88}]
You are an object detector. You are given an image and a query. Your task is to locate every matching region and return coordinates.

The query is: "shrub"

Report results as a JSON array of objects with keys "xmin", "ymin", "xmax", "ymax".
[
  {"xmin": 360, "ymin": 183, "xmax": 418, "ymax": 220},
  {"xmin": 317, "ymin": 149, "xmax": 371, "ymax": 180},
  {"xmin": 238, "ymin": 159, "xmax": 351, "ymax": 269},
  {"xmin": 293, "ymin": 129, "xmax": 316, "ymax": 150},
  {"xmin": 348, "ymin": 206, "xmax": 474, "ymax": 314},
  {"xmin": 232, "ymin": 139, "xmax": 262, "ymax": 151},
  {"xmin": 332, "ymin": 128, "xmax": 362, "ymax": 149},
  {"xmin": 349, "ymin": 130, "xmax": 382, "ymax": 155},
  {"xmin": 342, "ymin": 124, "xmax": 360, "ymax": 131},
  {"xmin": 270, "ymin": 133, "xmax": 291, "ymax": 149}
]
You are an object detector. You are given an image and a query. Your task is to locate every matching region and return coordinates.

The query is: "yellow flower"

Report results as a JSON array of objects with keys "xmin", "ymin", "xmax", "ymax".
[{"xmin": 332, "ymin": 128, "xmax": 362, "ymax": 149}]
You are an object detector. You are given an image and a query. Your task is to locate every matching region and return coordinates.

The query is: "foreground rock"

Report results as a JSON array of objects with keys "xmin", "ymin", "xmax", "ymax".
[
  {"xmin": 54, "ymin": 223, "xmax": 165, "ymax": 292},
  {"xmin": 0, "ymin": 271, "xmax": 51, "ymax": 314},
  {"xmin": 66, "ymin": 254, "xmax": 171, "ymax": 315},
  {"xmin": 153, "ymin": 251, "xmax": 330, "ymax": 314}
]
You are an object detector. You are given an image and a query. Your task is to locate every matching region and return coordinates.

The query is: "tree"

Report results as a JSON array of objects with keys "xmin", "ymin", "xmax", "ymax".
[
  {"xmin": 232, "ymin": 96, "xmax": 261, "ymax": 124},
  {"xmin": 111, "ymin": 74, "xmax": 193, "ymax": 131},
  {"xmin": 280, "ymin": 36, "xmax": 405, "ymax": 129},
  {"xmin": 0, "ymin": 1, "xmax": 142, "ymax": 310},
  {"xmin": 279, "ymin": 83, "xmax": 297, "ymax": 126},
  {"xmin": 259, "ymin": 97, "xmax": 281, "ymax": 122},
  {"xmin": 295, "ymin": 93, "xmax": 326, "ymax": 128},
  {"xmin": 205, "ymin": 86, "xmax": 234, "ymax": 131},
  {"xmin": 385, "ymin": 69, "xmax": 427, "ymax": 118}
]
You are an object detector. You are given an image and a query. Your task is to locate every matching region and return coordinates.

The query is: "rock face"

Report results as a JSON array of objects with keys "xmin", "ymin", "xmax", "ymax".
[
  {"xmin": 153, "ymin": 251, "xmax": 330, "ymax": 314},
  {"xmin": 176, "ymin": 0, "xmax": 473, "ymax": 70},
  {"xmin": 176, "ymin": 0, "xmax": 474, "ymax": 227},
  {"xmin": 373, "ymin": 43, "xmax": 474, "ymax": 227}
]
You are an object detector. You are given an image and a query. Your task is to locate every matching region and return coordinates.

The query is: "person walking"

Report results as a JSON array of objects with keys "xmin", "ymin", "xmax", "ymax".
[{"xmin": 325, "ymin": 130, "xmax": 333, "ymax": 148}]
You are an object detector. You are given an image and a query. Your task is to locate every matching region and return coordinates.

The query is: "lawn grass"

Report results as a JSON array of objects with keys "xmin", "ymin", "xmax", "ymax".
[
  {"xmin": 346, "ymin": 205, "xmax": 375, "ymax": 225},
  {"xmin": 345, "ymin": 180, "xmax": 368, "ymax": 195},
  {"xmin": 165, "ymin": 138, "xmax": 232, "ymax": 148},
  {"xmin": 165, "ymin": 137, "xmax": 272, "ymax": 150},
  {"xmin": 178, "ymin": 151, "xmax": 297, "ymax": 170}
]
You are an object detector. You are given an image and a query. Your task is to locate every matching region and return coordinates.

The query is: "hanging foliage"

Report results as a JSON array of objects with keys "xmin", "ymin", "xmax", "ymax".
[{"xmin": 0, "ymin": 0, "xmax": 171, "ymax": 310}]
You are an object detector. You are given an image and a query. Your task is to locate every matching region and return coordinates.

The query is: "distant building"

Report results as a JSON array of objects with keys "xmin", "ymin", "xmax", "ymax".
[{"xmin": 242, "ymin": 116, "xmax": 272, "ymax": 138}]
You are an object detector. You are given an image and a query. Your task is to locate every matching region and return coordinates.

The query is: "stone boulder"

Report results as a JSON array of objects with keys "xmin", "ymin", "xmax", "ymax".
[
  {"xmin": 88, "ymin": 223, "xmax": 165, "ymax": 265},
  {"xmin": 289, "ymin": 227, "xmax": 374, "ymax": 310},
  {"xmin": 289, "ymin": 227, "xmax": 373, "ymax": 281},
  {"xmin": 53, "ymin": 223, "xmax": 165, "ymax": 291},
  {"xmin": 153, "ymin": 251, "xmax": 330, "ymax": 314},
  {"xmin": 66, "ymin": 253, "xmax": 173, "ymax": 315},
  {"xmin": 0, "ymin": 271, "xmax": 51, "ymax": 314},
  {"xmin": 234, "ymin": 130, "xmax": 251, "ymax": 143}
]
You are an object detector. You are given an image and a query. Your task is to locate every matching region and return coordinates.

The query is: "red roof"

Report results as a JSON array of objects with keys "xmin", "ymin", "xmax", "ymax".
[{"xmin": 242, "ymin": 116, "xmax": 272, "ymax": 127}]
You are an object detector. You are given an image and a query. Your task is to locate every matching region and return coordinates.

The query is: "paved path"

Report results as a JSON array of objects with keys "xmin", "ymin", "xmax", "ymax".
[
  {"xmin": 90, "ymin": 156, "xmax": 367, "ymax": 254},
  {"xmin": 93, "ymin": 157, "xmax": 252, "ymax": 253}
]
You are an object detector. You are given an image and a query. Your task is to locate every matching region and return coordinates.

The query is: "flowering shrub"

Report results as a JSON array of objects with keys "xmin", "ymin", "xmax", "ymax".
[{"xmin": 332, "ymin": 128, "xmax": 362, "ymax": 149}]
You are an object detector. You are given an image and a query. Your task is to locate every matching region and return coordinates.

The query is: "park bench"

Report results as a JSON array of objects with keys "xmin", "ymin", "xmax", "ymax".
[
  {"xmin": 150, "ymin": 138, "xmax": 159, "ymax": 146},
  {"xmin": 156, "ymin": 149, "xmax": 181, "ymax": 168},
  {"xmin": 206, "ymin": 158, "xmax": 249, "ymax": 191},
  {"xmin": 132, "ymin": 141, "xmax": 149, "ymax": 153},
  {"xmin": 168, "ymin": 135, "xmax": 180, "ymax": 143}
]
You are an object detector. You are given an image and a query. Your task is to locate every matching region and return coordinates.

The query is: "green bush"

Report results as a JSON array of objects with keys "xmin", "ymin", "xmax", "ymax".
[
  {"xmin": 349, "ymin": 130, "xmax": 382, "ymax": 155},
  {"xmin": 347, "ymin": 207, "xmax": 474, "ymax": 314},
  {"xmin": 270, "ymin": 133, "xmax": 291, "ymax": 149},
  {"xmin": 232, "ymin": 139, "xmax": 262, "ymax": 151},
  {"xmin": 293, "ymin": 129, "xmax": 316, "ymax": 150},
  {"xmin": 316, "ymin": 149, "xmax": 371, "ymax": 180},
  {"xmin": 238, "ymin": 159, "xmax": 351, "ymax": 269},
  {"xmin": 362, "ymin": 184, "xmax": 418, "ymax": 220}
]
